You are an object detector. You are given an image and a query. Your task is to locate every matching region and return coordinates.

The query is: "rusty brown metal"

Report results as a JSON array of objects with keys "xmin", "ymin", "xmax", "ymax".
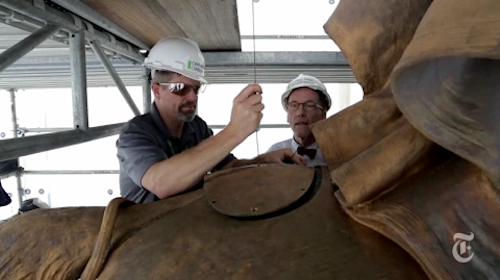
[
  {"xmin": 390, "ymin": 0, "xmax": 500, "ymax": 185},
  {"xmin": 312, "ymin": 70, "xmax": 500, "ymax": 279},
  {"xmin": 340, "ymin": 155, "xmax": 500, "ymax": 279},
  {"xmin": 2, "ymin": 0, "xmax": 500, "ymax": 279},
  {"xmin": 204, "ymin": 164, "xmax": 315, "ymax": 218},
  {"xmin": 323, "ymin": 0, "xmax": 432, "ymax": 95},
  {"xmin": 98, "ymin": 166, "xmax": 427, "ymax": 279},
  {"xmin": 310, "ymin": 85, "xmax": 405, "ymax": 170},
  {"xmin": 0, "ymin": 166, "xmax": 427, "ymax": 279}
]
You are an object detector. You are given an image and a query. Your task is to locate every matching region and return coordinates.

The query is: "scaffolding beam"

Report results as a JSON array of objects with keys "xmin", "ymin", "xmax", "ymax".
[
  {"xmin": 23, "ymin": 170, "xmax": 119, "ymax": 175},
  {"xmin": 9, "ymin": 89, "xmax": 23, "ymax": 207},
  {"xmin": 19, "ymin": 124, "xmax": 290, "ymax": 134},
  {"xmin": 90, "ymin": 40, "xmax": 141, "ymax": 116},
  {"xmin": 0, "ymin": 23, "xmax": 60, "ymax": 73},
  {"xmin": 69, "ymin": 30, "xmax": 89, "ymax": 129},
  {"xmin": 143, "ymin": 67, "xmax": 151, "ymax": 113},
  {"xmin": 203, "ymin": 51, "xmax": 348, "ymax": 66},
  {"xmin": 0, "ymin": 51, "xmax": 355, "ymax": 89},
  {"xmin": 0, "ymin": 123, "xmax": 125, "ymax": 162}
]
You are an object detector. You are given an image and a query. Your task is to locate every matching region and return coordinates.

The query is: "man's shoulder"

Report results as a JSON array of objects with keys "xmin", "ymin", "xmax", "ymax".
[
  {"xmin": 117, "ymin": 113, "xmax": 158, "ymax": 147},
  {"xmin": 267, "ymin": 138, "xmax": 293, "ymax": 152},
  {"xmin": 120, "ymin": 113, "xmax": 154, "ymax": 134}
]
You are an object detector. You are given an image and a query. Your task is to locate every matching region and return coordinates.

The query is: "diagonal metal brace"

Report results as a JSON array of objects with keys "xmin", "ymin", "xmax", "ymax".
[
  {"xmin": 0, "ymin": 23, "xmax": 60, "ymax": 73},
  {"xmin": 90, "ymin": 39, "xmax": 141, "ymax": 116}
]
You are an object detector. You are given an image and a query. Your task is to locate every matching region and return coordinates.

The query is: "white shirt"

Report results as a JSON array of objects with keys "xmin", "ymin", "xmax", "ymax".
[{"xmin": 267, "ymin": 138, "xmax": 327, "ymax": 167}]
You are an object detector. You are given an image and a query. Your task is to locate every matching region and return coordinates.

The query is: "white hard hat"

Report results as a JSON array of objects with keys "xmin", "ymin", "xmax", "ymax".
[
  {"xmin": 143, "ymin": 37, "xmax": 207, "ymax": 84},
  {"xmin": 281, "ymin": 74, "xmax": 331, "ymax": 111}
]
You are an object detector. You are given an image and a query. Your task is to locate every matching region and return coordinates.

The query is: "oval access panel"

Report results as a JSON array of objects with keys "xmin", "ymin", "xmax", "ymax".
[{"xmin": 204, "ymin": 164, "xmax": 315, "ymax": 218}]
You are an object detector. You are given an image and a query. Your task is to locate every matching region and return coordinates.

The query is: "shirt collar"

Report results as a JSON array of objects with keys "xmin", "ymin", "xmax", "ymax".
[
  {"xmin": 150, "ymin": 102, "xmax": 195, "ymax": 141},
  {"xmin": 291, "ymin": 137, "xmax": 319, "ymax": 150}
]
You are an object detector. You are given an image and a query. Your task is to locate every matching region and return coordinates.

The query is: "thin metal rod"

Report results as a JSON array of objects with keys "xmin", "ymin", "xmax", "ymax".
[
  {"xmin": 10, "ymin": 89, "xmax": 19, "ymax": 139},
  {"xmin": 9, "ymin": 89, "xmax": 23, "ymax": 208},
  {"xmin": 23, "ymin": 170, "xmax": 119, "ymax": 175},
  {"xmin": 90, "ymin": 40, "xmax": 141, "ymax": 116},
  {"xmin": 0, "ymin": 23, "xmax": 60, "ymax": 73},
  {"xmin": 51, "ymin": 0, "xmax": 150, "ymax": 51},
  {"xmin": 15, "ymin": 168, "xmax": 22, "ymax": 208},
  {"xmin": 0, "ymin": 0, "xmax": 144, "ymax": 63},
  {"xmin": 69, "ymin": 30, "xmax": 89, "ymax": 129},
  {"xmin": 208, "ymin": 124, "xmax": 290, "ymax": 129},
  {"xmin": 142, "ymin": 67, "xmax": 151, "ymax": 113},
  {"xmin": 240, "ymin": 35, "xmax": 330, "ymax": 40},
  {"xmin": 17, "ymin": 127, "xmax": 73, "ymax": 133},
  {"xmin": 18, "ymin": 124, "xmax": 291, "ymax": 133},
  {"xmin": 251, "ymin": 0, "xmax": 260, "ymax": 157},
  {"xmin": 0, "ymin": 123, "xmax": 125, "ymax": 162}
]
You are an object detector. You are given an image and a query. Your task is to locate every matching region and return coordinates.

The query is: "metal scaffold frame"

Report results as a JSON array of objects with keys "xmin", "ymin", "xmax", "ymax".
[
  {"xmin": 0, "ymin": 0, "xmax": 149, "ymax": 165},
  {"xmin": 0, "ymin": 0, "xmax": 355, "ymax": 188}
]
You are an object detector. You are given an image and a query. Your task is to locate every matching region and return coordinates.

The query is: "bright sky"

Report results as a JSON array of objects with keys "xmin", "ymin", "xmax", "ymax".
[
  {"xmin": 237, "ymin": 0, "xmax": 340, "ymax": 52},
  {"xmin": 0, "ymin": 0, "xmax": 361, "ymax": 220}
]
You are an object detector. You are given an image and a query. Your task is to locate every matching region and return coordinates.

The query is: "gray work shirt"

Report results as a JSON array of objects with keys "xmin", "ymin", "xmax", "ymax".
[{"xmin": 116, "ymin": 103, "xmax": 236, "ymax": 203}]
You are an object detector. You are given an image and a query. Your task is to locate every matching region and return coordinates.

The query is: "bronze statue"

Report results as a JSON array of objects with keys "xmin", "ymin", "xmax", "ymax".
[{"xmin": 1, "ymin": 0, "xmax": 499, "ymax": 279}]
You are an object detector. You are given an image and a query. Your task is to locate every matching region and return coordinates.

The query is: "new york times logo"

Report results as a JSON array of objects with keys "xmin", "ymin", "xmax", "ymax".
[{"xmin": 452, "ymin": 232, "xmax": 474, "ymax": 263}]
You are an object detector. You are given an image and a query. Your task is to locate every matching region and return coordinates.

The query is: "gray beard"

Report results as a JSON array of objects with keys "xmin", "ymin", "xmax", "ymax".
[{"xmin": 177, "ymin": 111, "xmax": 196, "ymax": 122}]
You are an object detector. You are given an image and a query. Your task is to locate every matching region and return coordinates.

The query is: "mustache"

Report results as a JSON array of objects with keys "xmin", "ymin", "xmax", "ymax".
[
  {"xmin": 294, "ymin": 119, "xmax": 309, "ymax": 124},
  {"xmin": 180, "ymin": 101, "xmax": 197, "ymax": 108}
]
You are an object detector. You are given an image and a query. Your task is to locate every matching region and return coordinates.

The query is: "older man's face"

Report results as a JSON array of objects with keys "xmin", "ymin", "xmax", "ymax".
[{"xmin": 286, "ymin": 88, "xmax": 326, "ymax": 140}]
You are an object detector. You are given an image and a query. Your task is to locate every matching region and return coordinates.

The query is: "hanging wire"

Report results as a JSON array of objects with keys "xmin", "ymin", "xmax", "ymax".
[{"xmin": 252, "ymin": 0, "xmax": 260, "ymax": 156}]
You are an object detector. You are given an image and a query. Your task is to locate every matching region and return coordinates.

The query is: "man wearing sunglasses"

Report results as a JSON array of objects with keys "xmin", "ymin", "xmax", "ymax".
[
  {"xmin": 267, "ymin": 74, "xmax": 331, "ymax": 167},
  {"xmin": 116, "ymin": 37, "xmax": 305, "ymax": 203}
]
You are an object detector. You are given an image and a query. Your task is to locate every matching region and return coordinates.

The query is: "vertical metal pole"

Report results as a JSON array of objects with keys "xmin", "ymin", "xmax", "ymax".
[
  {"xmin": 69, "ymin": 30, "xmax": 89, "ymax": 129},
  {"xmin": 142, "ymin": 67, "xmax": 151, "ymax": 113},
  {"xmin": 90, "ymin": 40, "xmax": 141, "ymax": 116},
  {"xmin": 9, "ymin": 89, "xmax": 23, "ymax": 208}
]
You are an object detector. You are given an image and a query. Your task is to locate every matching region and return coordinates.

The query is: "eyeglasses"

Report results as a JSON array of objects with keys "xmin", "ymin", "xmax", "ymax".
[
  {"xmin": 157, "ymin": 82, "xmax": 207, "ymax": 95},
  {"xmin": 286, "ymin": 101, "xmax": 324, "ymax": 112}
]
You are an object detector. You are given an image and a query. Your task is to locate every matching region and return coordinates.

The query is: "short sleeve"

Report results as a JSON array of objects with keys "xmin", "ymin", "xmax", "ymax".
[
  {"xmin": 116, "ymin": 122, "xmax": 167, "ymax": 188},
  {"xmin": 267, "ymin": 142, "xmax": 284, "ymax": 153}
]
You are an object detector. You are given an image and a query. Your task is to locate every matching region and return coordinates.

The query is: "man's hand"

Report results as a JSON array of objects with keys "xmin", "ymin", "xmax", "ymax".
[
  {"xmin": 258, "ymin": 148, "xmax": 306, "ymax": 165},
  {"xmin": 220, "ymin": 148, "xmax": 306, "ymax": 170},
  {"xmin": 226, "ymin": 84, "xmax": 264, "ymax": 141}
]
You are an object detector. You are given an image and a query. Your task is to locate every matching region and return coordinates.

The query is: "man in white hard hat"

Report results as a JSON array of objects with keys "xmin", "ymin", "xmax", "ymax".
[
  {"xmin": 116, "ymin": 37, "xmax": 305, "ymax": 203},
  {"xmin": 267, "ymin": 74, "xmax": 330, "ymax": 167}
]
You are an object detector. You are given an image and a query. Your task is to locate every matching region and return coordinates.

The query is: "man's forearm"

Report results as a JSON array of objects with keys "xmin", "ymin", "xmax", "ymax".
[
  {"xmin": 221, "ymin": 156, "xmax": 264, "ymax": 169},
  {"xmin": 221, "ymin": 147, "xmax": 303, "ymax": 169},
  {"xmin": 142, "ymin": 128, "xmax": 242, "ymax": 199}
]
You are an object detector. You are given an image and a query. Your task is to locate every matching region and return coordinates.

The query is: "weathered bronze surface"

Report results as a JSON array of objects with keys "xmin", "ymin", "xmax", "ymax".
[
  {"xmin": 204, "ymin": 164, "xmax": 315, "ymax": 218},
  {"xmin": 0, "ymin": 167, "xmax": 426, "ymax": 279},
  {"xmin": 2, "ymin": 0, "xmax": 500, "ymax": 279}
]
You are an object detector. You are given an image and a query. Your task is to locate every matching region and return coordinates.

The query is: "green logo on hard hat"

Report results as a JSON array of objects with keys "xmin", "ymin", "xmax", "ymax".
[{"xmin": 188, "ymin": 60, "xmax": 204, "ymax": 74}]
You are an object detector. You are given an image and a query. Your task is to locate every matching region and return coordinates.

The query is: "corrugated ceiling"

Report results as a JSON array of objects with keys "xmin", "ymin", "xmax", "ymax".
[{"xmin": 0, "ymin": 23, "xmax": 356, "ymax": 89}]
